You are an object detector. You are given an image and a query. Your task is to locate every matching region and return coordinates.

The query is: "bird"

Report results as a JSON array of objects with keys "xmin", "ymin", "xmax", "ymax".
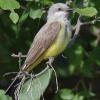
[
  {"xmin": 5, "ymin": 3, "xmax": 72, "ymax": 95},
  {"xmin": 22, "ymin": 3, "xmax": 72, "ymax": 72}
]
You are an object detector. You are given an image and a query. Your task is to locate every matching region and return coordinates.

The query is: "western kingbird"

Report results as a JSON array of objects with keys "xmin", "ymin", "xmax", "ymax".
[
  {"xmin": 22, "ymin": 3, "xmax": 72, "ymax": 72},
  {"xmin": 6, "ymin": 3, "xmax": 72, "ymax": 93}
]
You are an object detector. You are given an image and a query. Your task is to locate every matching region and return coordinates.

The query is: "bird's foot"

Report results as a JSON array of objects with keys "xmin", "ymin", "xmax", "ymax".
[{"xmin": 46, "ymin": 57, "xmax": 59, "ymax": 93}]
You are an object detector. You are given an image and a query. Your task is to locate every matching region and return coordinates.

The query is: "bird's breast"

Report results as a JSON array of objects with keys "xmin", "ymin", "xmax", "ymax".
[{"xmin": 44, "ymin": 21, "xmax": 72, "ymax": 59}]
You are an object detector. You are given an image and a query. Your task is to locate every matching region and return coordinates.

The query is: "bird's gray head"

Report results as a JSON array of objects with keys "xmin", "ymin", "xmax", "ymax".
[{"xmin": 47, "ymin": 3, "xmax": 72, "ymax": 21}]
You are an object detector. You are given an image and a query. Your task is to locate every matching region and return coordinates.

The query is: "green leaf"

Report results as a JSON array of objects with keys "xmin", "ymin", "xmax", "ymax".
[
  {"xmin": 59, "ymin": 89, "xmax": 74, "ymax": 99},
  {"xmin": 75, "ymin": 7, "xmax": 98, "ymax": 17},
  {"xmin": 81, "ymin": 60, "xmax": 94, "ymax": 77},
  {"xmin": 80, "ymin": 91, "xmax": 95, "ymax": 98},
  {"xmin": 0, "ymin": 0, "xmax": 20, "ymax": 10},
  {"xmin": 65, "ymin": 43, "xmax": 84, "ymax": 75},
  {"xmin": 72, "ymin": 94, "xmax": 84, "ymax": 100},
  {"xmin": 40, "ymin": 0, "xmax": 53, "ymax": 5},
  {"xmin": 81, "ymin": 47, "xmax": 100, "ymax": 77},
  {"xmin": 90, "ymin": 47, "xmax": 100, "ymax": 66},
  {"xmin": 29, "ymin": 9, "xmax": 44, "ymax": 19},
  {"xmin": 19, "ymin": 68, "xmax": 53, "ymax": 100},
  {"xmin": 9, "ymin": 11, "xmax": 19, "ymax": 24},
  {"xmin": 0, "ymin": 90, "xmax": 12, "ymax": 100},
  {"xmin": 54, "ymin": 89, "xmax": 85, "ymax": 100},
  {"xmin": 18, "ymin": 10, "xmax": 29, "ymax": 25}
]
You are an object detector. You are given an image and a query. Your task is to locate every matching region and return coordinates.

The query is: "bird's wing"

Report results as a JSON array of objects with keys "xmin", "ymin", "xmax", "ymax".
[{"xmin": 23, "ymin": 21, "xmax": 61, "ymax": 68}]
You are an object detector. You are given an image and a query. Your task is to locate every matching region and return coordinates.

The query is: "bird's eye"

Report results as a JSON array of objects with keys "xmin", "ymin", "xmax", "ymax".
[{"xmin": 58, "ymin": 8, "xmax": 62, "ymax": 11}]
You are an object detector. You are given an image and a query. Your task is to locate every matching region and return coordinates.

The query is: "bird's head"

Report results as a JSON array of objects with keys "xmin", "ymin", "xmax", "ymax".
[{"xmin": 47, "ymin": 3, "xmax": 72, "ymax": 21}]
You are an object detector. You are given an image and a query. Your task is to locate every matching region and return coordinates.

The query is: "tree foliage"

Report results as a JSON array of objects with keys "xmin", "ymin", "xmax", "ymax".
[{"xmin": 0, "ymin": 0, "xmax": 100, "ymax": 100}]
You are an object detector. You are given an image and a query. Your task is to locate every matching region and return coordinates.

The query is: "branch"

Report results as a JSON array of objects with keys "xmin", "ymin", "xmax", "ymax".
[
  {"xmin": 11, "ymin": 52, "xmax": 27, "ymax": 68},
  {"xmin": 68, "ymin": 16, "xmax": 82, "ymax": 47},
  {"xmin": 11, "ymin": 52, "xmax": 51, "ymax": 78},
  {"xmin": 80, "ymin": 16, "xmax": 100, "ymax": 26},
  {"xmin": 35, "ymin": 65, "xmax": 50, "ymax": 77},
  {"xmin": 68, "ymin": 16, "xmax": 100, "ymax": 47},
  {"xmin": 11, "ymin": 53, "xmax": 27, "ymax": 58}
]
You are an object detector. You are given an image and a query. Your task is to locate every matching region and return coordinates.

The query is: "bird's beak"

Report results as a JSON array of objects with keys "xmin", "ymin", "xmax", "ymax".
[{"xmin": 67, "ymin": 9, "xmax": 73, "ymax": 12}]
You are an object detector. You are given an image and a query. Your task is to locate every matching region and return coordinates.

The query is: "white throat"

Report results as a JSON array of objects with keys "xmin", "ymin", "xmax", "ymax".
[{"xmin": 47, "ymin": 12, "xmax": 68, "ymax": 23}]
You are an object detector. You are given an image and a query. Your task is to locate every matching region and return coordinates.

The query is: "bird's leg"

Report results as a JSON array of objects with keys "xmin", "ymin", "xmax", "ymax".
[
  {"xmin": 46, "ymin": 57, "xmax": 59, "ymax": 93},
  {"xmin": 46, "ymin": 57, "xmax": 54, "ymax": 66}
]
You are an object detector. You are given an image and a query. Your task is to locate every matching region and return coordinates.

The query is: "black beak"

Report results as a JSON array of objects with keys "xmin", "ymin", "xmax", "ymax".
[{"xmin": 67, "ymin": 9, "xmax": 73, "ymax": 12}]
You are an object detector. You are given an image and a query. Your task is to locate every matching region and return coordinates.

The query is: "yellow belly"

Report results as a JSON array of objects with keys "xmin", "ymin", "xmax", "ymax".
[
  {"xmin": 25, "ymin": 22, "xmax": 71, "ymax": 72},
  {"xmin": 44, "ymin": 24, "xmax": 71, "ymax": 59}
]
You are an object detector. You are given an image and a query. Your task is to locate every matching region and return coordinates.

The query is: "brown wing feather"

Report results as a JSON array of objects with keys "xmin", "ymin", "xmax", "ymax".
[{"xmin": 23, "ymin": 21, "xmax": 61, "ymax": 68}]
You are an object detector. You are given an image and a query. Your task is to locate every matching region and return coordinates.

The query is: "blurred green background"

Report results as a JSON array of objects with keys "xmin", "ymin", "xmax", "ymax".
[{"xmin": 0, "ymin": 0, "xmax": 100, "ymax": 100}]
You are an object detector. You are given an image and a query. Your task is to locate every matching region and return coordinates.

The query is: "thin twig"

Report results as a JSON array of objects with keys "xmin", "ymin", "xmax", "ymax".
[
  {"xmin": 81, "ymin": 20, "xmax": 96, "ymax": 25},
  {"xmin": 11, "ymin": 53, "xmax": 27, "ymax": 58},
  {"xmin": 74, "ymin": 16, "xmax": 82, "ymax": 36},
  {"xmin": 11, "ymin": 52, "xmax": 27, "ymax": 68},
  {"xmin": 69, "ymin": 16, "xmax": 100, "ymax": 47},
  {"xmin": 80, "ymin": 16, "xmax": 100, "ymax": 26},
  {"xmin": 68, "ymin": 16, "xmax": 82, "ymax": 47},
  {"xmin": 18, "ymin": 52, "xmax": 22, "ymax": 68},
  {"xmin": 3, "ymin": 72, "xmax": 18, "ymax": 77},
  {"xmin": 35, "ymin": 65, "xmax": 50, "ymax": 77}
]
